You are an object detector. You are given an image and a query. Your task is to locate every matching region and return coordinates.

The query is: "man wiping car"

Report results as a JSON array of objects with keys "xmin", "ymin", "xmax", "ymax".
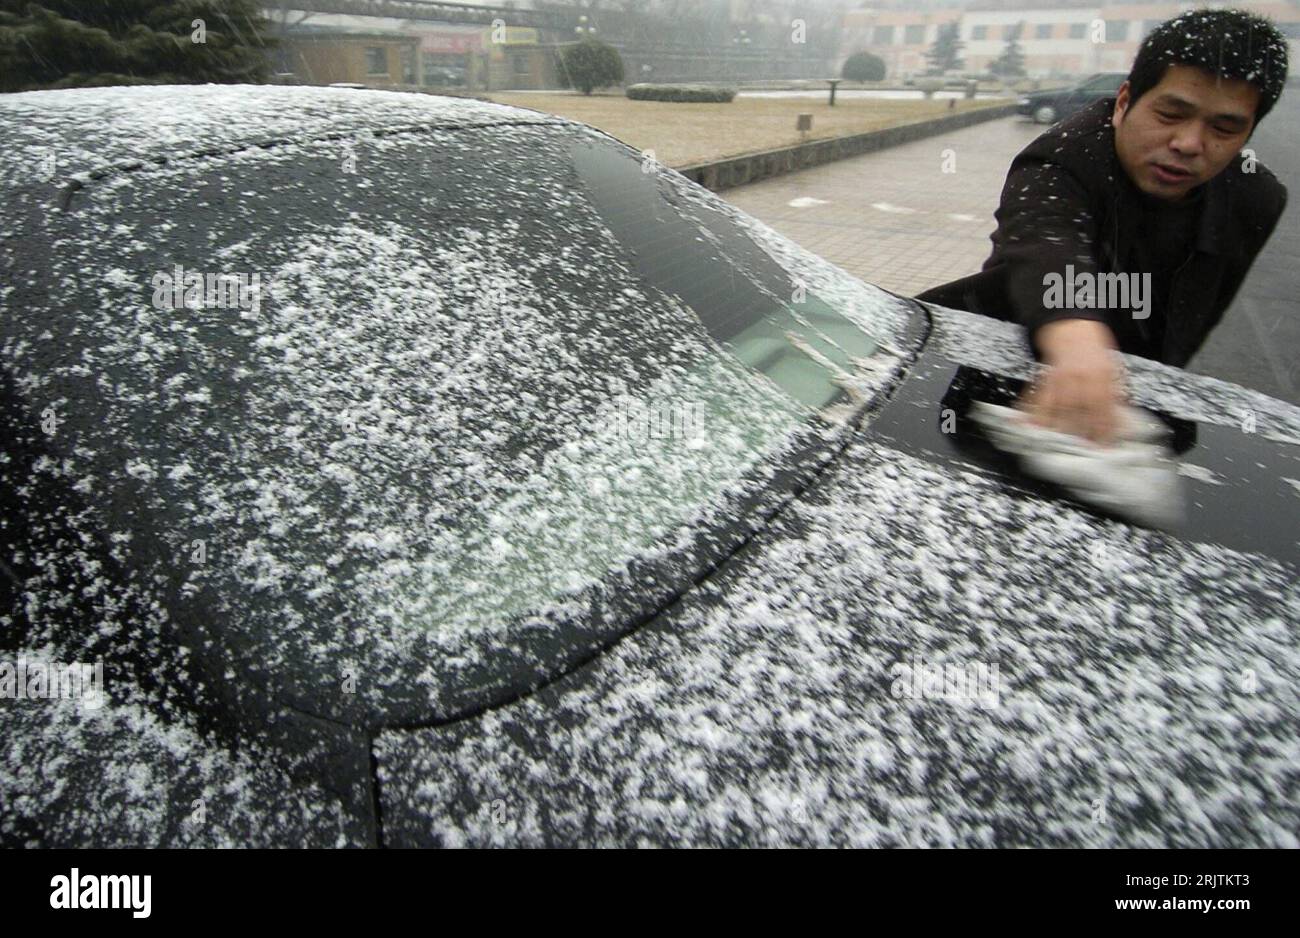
[{"xmin": 918, "ymin": 8, "xmax": 1289, "ymax": 445}]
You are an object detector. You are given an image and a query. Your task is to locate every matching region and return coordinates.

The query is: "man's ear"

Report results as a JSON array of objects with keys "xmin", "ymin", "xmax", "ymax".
[{"xmin": 1112, "ymin": 81, "xmax": 1131, "ymax": 128}]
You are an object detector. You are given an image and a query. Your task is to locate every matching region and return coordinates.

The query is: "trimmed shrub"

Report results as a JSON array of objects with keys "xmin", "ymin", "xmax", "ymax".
[
  {"xmin": 916, "ymin": 77, "xmax": 945, "ymax": 98},
  {"xmin": 626, "ymin": 83, "xmax": 736, "ymax": 103},
  {"xmin": 841, "ymin": 51, "xmax": 886, "ymax": 83}
]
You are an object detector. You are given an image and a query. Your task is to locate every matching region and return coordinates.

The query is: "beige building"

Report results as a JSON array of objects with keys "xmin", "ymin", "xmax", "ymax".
[
  {"xmin": 841, "ymin": 9, "xmax": 965, "ymax": 78},
  {"xmin": 282, "ymin": 33, "xmax": 418, "ymax": 87},
  {"xmin": 267, "ymin": 8, "xmax": 559, "ymax": 90},
  {"xmin": 841, "ymin": 2, "xmax": 1300, "ymax": 79}
]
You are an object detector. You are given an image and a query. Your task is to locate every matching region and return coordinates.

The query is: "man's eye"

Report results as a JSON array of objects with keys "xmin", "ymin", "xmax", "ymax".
[
  {"xmin": 1155, "ymin": 111, "xmax": 1179, "ymax": 122},
  {"xmin": 1212, "ymin": 124, "xmax": 1240, "ymax": 136}
]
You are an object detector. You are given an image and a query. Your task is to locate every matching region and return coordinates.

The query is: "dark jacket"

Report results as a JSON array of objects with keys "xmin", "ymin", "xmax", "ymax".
[{"xmin": 916, "ymin": 98, "xmax": 1288, "ymax": 367}]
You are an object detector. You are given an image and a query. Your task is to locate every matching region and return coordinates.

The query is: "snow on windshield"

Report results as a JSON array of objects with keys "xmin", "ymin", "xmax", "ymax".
[{"xmin": 2, "ymin": 109, "xmax": 914, "ymax": 724}]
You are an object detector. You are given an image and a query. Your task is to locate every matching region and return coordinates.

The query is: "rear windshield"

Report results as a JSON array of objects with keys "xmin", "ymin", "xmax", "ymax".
[{"xmin": 2, "ymin": 122, "xmax": 897, "ymax": 641}]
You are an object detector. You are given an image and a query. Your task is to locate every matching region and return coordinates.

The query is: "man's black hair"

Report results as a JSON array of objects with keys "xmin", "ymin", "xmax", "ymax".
[{"xmin": 1126, "ymin": 8, "xmax": 1289, "ymax": 124}]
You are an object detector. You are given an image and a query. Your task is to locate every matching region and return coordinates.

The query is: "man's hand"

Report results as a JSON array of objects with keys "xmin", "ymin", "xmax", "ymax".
[{"xmin": 1020, "ymin": 318, "xmax": 1125, "ymax": 444}]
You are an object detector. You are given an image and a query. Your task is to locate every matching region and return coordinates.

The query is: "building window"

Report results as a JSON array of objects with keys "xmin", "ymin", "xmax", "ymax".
[
  {"xmin": 512, "ymin": 55, "xmax": 530, "ymax": 75},
  {"xmin": 1106, "ymin": 20, "xmax": 1129, "ymax": 41},
  {"xmin": 904, "ymin": 24, "xmax": 925, "ymax": 45},
  {"xmin": 365, "ymin": 47, "xmax": 388, "ymax": 76},
  {"xmin": 1035, "ymin": 23, "xmax": 1051, "ymax": 39},
  {"xmin": 1002, "ymin": 25, "xmax": 1019, "ymax": 40},
  {"xmin": 873, "ymin": 25, "xmax": 894, "ymax": 45},
  {"xmin": 1068, "ymin": 23, "xmax": 1086, "ymax": 39},
  {"xmin": 972, "ymin": 25, "xmax": 987, "ymax": 40},
  {"xmin": 400, "ymin": 47, "xmax": 415, "ymax": 84}
]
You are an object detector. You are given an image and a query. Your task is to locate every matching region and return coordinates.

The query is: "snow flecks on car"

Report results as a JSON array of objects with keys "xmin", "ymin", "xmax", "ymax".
[
  {"xmin": 0, "ymin": 647, "xmax": 360, "ymax": 847},
  {"xmin": 0, "ymin": 84, "xmax": 566, "ymax": 190},
  {"xmin": 3, "ymin": 87, "xmax": 914, "ymax": 768},
  {"xmin": 926, "ymin": 305, "xmax": 1300, "ymax": 441},
  {"xmin": 375, "ymin": 438, "xmax": 1300, "ymax": 847}
]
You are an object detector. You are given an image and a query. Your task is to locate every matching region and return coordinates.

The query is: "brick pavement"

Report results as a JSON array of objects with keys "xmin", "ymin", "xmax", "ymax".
[
  {"xmin": 723, "ymin": 109, "xmax": 1299, "ymax": 405},
  {"xmin": 722, "ymin": 115, "xmax": 1042, "ymax": 299}
]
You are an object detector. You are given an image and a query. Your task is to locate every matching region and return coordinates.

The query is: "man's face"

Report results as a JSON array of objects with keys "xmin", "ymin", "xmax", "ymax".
[{"xmin": 1112, "ymin": 64, "xmax": 1259, "ymax": 201}]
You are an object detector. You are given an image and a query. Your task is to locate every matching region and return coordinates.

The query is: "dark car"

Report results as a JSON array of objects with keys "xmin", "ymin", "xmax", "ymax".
[
  {"xmin": 2, "ymin": 86, "xmax": 1298, "ymax": 847},
  {"xmin": 1016, "ymin": 72, "xmax": 1128, "ymax": 124},
  {"xmin": 423, "ymin": 65, "xmax": 466, "ymax": 86}
]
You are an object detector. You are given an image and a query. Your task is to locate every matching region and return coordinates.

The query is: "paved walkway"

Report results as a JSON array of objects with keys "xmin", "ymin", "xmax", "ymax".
[
  {"xmin": 723, "ymin": 109, "xmax": 1299, "ymax": 405},
  {"xmin": 722, "ymin": 115, "xmax": 1042, "ymax": 299}
]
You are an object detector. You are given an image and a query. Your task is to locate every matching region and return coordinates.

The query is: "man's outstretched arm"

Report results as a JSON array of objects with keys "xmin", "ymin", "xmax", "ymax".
[{"xmin": 987, "ymin": 156, "xmax": 1125, "ymax": 444}]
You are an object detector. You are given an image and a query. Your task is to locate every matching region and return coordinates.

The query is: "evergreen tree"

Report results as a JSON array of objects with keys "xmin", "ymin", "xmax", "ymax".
[
  {"xmin": 558, "ymin": 38, "xmax": 623, "ymax": 95},
  {"xmin": 924, "ymin": 21, "xmax": 964, "ymax": 75},
  {"xmin": 0, "ymin": 0, "xmax": 274, "ymax": 92},
  {"xmin": 989, "ymin": 22, "xmax": 1027, "ymax": 78}
]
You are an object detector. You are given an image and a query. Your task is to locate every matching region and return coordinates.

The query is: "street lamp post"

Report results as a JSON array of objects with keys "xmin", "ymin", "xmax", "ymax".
[{"xmin": 732, "ymin": 29, "xmax": 751, "ymax": 81}]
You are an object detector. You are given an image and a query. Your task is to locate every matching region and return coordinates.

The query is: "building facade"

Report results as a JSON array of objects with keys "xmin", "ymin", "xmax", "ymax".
[
  {"xmin": 267, "ymin": 7, "xmax": 559, "ymax": 90},
  {"xmin": 266, "ymin": 2, "xmax": 840, "ymax": 89},
  {"xmin": 841, "ymin": 1, "xmax": 1300, "ymax": 79}
]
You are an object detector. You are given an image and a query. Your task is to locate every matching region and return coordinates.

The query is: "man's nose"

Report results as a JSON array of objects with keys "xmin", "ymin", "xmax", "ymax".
[{"xmin": 1169, "ymin": 123, "xmax": 1205, "ymax": 157}]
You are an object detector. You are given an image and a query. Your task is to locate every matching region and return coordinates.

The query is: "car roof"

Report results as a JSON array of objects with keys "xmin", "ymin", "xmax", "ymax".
[{"xmin": 0, "ymin": 84, "xmax": 571, "ymax": 188}]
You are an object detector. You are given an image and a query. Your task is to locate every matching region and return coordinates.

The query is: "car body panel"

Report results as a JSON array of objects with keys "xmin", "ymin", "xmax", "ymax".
[
  {"xmin": 377, "ymin": 428, "xmax": 1299, "ymax": 847},
  {"xmin": 868, "ymin": 352, "xmax": 1300, "ymax": 564},
  {"xmin": 375, "ymin": 308, "xmax": 1300, "ymax": 847}
]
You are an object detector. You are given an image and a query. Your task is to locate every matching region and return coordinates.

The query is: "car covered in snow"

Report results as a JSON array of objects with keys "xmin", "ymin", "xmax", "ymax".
[{"xmin": 1, "ymin": 85, "xmax": 1297, "ymax": 847}]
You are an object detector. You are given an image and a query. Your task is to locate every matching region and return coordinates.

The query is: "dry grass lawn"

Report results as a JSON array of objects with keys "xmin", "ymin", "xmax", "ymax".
[{"xmin": 486, "ymin": 92, "xmax": 1009, "ymax": 167}]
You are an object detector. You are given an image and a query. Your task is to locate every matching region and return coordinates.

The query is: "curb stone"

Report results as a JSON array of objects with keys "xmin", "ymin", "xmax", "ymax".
[{"xmin": 677, "ymin": 103, "xmax": 1019, "ymax": 192}]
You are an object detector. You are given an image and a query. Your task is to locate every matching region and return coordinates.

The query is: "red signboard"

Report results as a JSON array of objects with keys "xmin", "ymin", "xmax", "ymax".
[{"xmin": 419, "ymin": 29, "xmax": 483, "ymax": 54}]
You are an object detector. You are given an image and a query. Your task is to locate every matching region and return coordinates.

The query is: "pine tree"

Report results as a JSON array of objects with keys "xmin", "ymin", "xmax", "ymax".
[
  {"xmin": 0, "ymin": 0, "xmax": 274, "ymax": 93},
  {"xmin": 990, "ymin": 22, "xmax": 1027, "ymax": 78},
  {"xmin": 925, "ymin": 21, "xmax": 964, "ymax": 75}
]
